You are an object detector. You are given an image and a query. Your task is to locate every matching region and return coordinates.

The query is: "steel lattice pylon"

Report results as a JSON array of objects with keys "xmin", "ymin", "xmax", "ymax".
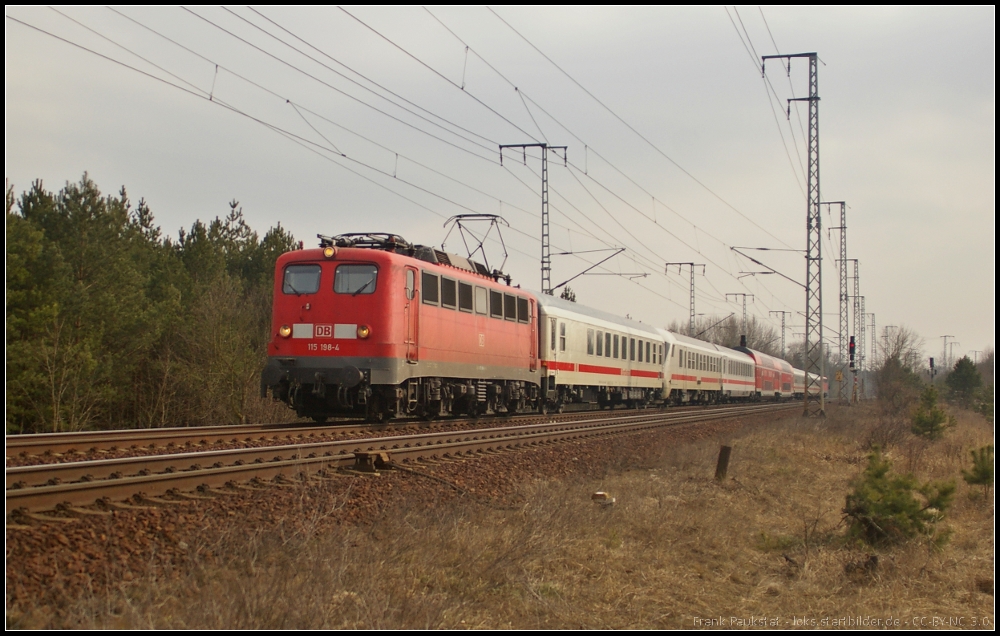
[
  {"xmin": 499, "ymin": 143, "xmax": 567, "ymax": 295},
  {"xmin": 763, "ymin": 52, "xmax": 824, "ymax": 416},
  {"xmin": 666, "ymin": 263, "xmax": 705, "ymax": 336},
  {"xmin": 825, "ymin": 201, "xmax": 848, "ymax": 402}
]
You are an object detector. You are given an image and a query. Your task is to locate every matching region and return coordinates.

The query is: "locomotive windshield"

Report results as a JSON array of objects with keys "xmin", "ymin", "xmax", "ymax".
[
  {"xmin": 334, "ymin": 264, "xmax": 378, "ymax": 295},
  {"xmin": 283, "ymin": 264, "xmax": 321, "ymax": 295}
]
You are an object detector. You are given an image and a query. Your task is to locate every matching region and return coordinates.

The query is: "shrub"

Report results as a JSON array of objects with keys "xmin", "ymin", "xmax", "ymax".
[
  {"xmin": 910, "ymin": 386, "xmax": 954, "ymax": 441},
  {"xmin": 962, "ymin": 445, "xmax": 994, "ymax": 497},
  {"xmin": 843, "ymin": 447, "xmax": 954, "ymax": 547}
]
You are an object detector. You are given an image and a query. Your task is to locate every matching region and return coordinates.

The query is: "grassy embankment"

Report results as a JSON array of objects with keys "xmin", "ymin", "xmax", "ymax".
[{"xmin": 14, "ymin": 405, "xmax": 995, "ymax": 629}]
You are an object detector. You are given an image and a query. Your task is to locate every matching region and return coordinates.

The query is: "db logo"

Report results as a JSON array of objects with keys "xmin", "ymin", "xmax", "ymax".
[{"xmin": 315, "ymin": 324, "xmax": 334, "ymax": 338}]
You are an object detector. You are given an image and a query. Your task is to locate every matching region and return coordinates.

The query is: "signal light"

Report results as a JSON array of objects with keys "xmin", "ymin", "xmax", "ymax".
[
  {"xmin": 929, "ymin": 357, "xmax": 935, "ymax": 370},
  {"xmin": 849, "ymin": 336, "xmax": 855, "ymax": 368}
]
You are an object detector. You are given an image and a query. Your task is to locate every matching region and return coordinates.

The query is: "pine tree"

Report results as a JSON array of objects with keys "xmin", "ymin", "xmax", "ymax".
[
  {"xmin": 844, "ymin": 447, "xmax": 955, "ymax": 546},
  {"xmin": 911, "ymin": 386, "xmax": 954, "ymax": 440},
  {"xmin": 945, "ymin": 356, "xmax": 983, "ymax": 408},
  {"xmin": 962, "ymin": 445, "xmax": 994, "ymax": 497}
]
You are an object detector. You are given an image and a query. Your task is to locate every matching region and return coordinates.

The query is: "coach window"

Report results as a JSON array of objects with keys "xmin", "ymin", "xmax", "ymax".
[
  {"xmin": 283, "ymin": 264, "xmax": 321, "ymax": 295},
  {"xmin": 646, "ymin": 341, "xmax": 651, "ymax": 364},
  {"xmin": 660, "ymin": 344, "xmax": 665, "ymax": 363},
  {"xmin": 587, "ymin": 329, "xmax": 595, "ymax": 355},
  {"xmin": 630, "ymin": 338, "xmax": 636, "ymax": 361},
  {"xmin": 637, "ymin": 339, "xmax": 643, "ymax": 363},
  {"xmin": 335, "ymin": 264, "xmax": 378, "ymax": 295},
  {"xmin": 613, "ymin": 334, "xmax": 619, "ymax": 359},
  {"xmin": 596, "ymin": 331, "xmax": 603, "ymax": 356},
  {"xmin": 605, "ymin": 333, "xmax": 611, "ymax": 358},
  {"xmin": 559, "ymin": 322, "xmax": 566, "ymax": 352},
  {"xmin": 550, "ymin": 318, "xmax": 556, "ymax": 351},
  {"xmin": 517, "ymin": 297, "xmax": 530, "ymax": 323},
  {"xmin": 441, "ymin": 277, "xmax": 457, "ymax": 309},
  {"xmin": 458, "ymin": 282, "xmax": 473, "ymax": 312},
  {"xmin": 421, "ymin": 272, "xmax": 439, "ymax": 305},
  {"xmin": 504, "ymin": 294, "xmax": 517, "ymax": 322},
  {"xmin": 490, "ymin": 290, "xmax": 504, "ymax": 319},
  {"xmin": 475, "ymin": 286, "xmax": 488, "ymax": 315}
]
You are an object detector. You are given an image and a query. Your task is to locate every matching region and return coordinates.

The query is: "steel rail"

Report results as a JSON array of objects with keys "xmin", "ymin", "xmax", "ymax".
[
  {"xmin": 4, "ymin": 403, "xmax": 737, "ymax": 458},
  {"xmin": 7, "ymin": 403, "xmax": 797, "ymax": 514}
]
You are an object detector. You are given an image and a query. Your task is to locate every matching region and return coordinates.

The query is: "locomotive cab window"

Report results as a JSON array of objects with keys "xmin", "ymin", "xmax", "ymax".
[
  {"xmin": 504, "ymin": 294, "xmax": 517, "ymax": 321},
  {"xmin": 421, "ymin": 271, "xmax": 439, "ymax": 305},
  {"xmin": 475, "ymin": 286, "xmax": 488, "ymax": 315},
  {"xmin": 283, "ymin": 264, "xmax": 321, "ymax": 295},
  {"xmin": 490, "ymin": 290, "xmax": 504, "ymax": 318},
  {"xmin": 334, "ymin": 264, "xmax": 378, "ymax": 295},
  {"xmin": 441, "ymin": 277, "xmax": 457, "ymax": 309},
  {"xmin": 458, "ymin": 282, "xmax": 473, "ymax": 312},
  {"xmin": 517, "ymin": 297, "xmax": 530, "ymax": 323}
]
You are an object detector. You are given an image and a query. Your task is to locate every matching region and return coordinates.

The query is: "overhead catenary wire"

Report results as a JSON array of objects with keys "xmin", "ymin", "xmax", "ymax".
[
  {"xmin": 11, "ymin": 8, "xmax": 800, "ymax": 327},
  {"xmin": 178, "ymin": 6, "xmax": 501, "ymax": 160},
  {"xmin": 487, "ymin": 5, "xmax": 796, "ymax": 251},
  {"xmin": 422, "ymin": 7, "xmax": 797, "ymax": 317},
  {"xmin": 8, "ymin": 12, "xmax": 686, "ymax": 311}
]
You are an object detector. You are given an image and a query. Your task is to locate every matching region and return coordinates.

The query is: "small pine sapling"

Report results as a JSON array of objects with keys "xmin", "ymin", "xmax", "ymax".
[
  {"xmin": 962, "ymin": 445, "xmax": 994, "ymax": 498},
  {"xmin": 910, "ymin": 386, "xmax": 955, "ymax": 441},
  {"xmin": 843, "ymin": 447, "xmax": 955, "ymax": 547}
]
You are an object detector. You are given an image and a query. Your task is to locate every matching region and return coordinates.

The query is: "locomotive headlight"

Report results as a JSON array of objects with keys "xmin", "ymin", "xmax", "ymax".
[
  {"xmin": 279, "ymin": 325, "xmax": 292, "ymax": 338},
  {"xmin": 323, "ymin": 246, "xmax": 337, "ymax": 258},
  {"xmin": 357, "ymin": 324, "xmax": 371, "ymax": 339}
]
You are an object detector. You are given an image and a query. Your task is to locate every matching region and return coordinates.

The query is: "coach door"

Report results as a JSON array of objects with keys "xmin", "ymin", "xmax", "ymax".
[
  {"xmin": 529, "ymin": 299, "xmax": 538, "ymax": 371},
  {"xmin": 404, "ymin": 267, "xmax": 418, "ymax": 362}
]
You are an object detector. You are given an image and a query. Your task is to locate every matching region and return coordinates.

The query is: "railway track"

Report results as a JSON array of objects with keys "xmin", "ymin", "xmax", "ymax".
[
  {"xmin": 5, "ymin": 403, "xmax": 720, "ymax": 460},
  {"xmin": 7, "ymin": 403, "xmax": 798, "ymax": 516}
]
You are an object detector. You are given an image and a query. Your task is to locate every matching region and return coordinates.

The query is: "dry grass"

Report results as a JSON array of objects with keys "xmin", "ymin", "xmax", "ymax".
[{"xmin": 23, "ymin": 406, "xmax": 995, "ymax": 629}]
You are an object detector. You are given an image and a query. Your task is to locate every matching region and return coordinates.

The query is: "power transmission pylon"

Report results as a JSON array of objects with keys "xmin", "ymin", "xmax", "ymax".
[
  {"xmin": 499, "ymin": 143, "xmax": 567, "ymax": 295},
  {"xmin": 940, "ymin": 335, "xmax": 954, "ymax": 372},
  {"xmin": 726, "ymin": 293, "xmax": 755, "ymax": 340},
  {"xmin": 770, "ymin": 310, "xmax": 791, "ymax": 358},
  {"xmin": 763, "ymin": 52, "xmax": 824, "ymax": 416},
  {"xmin": 869, "ymin": 313, "xmax": 876, "ymax": 369},
  {"xmin": 824, "ymin": 201, "xmax": 848, "ymax": 402},
  {"xmin": 666, "ymin": 262, "xmax": 705, "ymax": 336}
]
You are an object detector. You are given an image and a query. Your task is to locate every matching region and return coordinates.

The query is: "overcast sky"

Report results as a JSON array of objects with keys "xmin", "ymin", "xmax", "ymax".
[{"xmin": 5, "ymin": 6, "xmax": 995, "ymax": 367}]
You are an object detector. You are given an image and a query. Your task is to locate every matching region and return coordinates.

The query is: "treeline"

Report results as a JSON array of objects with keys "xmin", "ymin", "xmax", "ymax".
[{"xmin": 6, "ymin": 175, "xmax": 297, "ymax": 433}]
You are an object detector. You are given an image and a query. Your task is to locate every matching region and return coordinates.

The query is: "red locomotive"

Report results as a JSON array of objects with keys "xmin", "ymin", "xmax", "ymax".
[{"xmin": 261, "ymin": 234, "xmax": 540, "ymax": 422}]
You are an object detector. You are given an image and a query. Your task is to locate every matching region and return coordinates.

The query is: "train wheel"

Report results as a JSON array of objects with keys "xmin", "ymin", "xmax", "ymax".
[{"xmin": 312, "ymin": 415, "xmax": 328, "ymax": 424}]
